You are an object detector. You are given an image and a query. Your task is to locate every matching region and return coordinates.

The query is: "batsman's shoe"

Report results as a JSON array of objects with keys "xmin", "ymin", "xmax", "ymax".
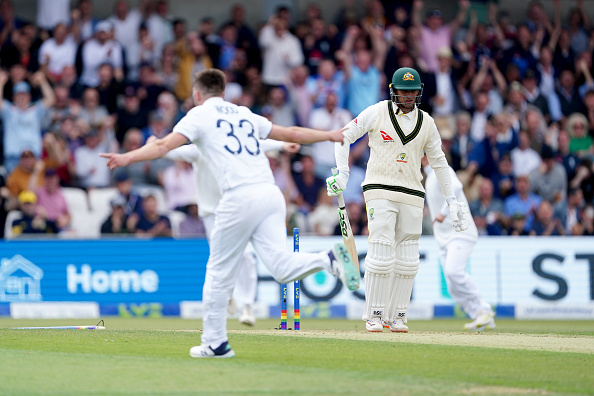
[
  {"xmin": 366, "ymin": 317, "xmax": 384, "ymax": 332},
  {"xmin": 464, "ymin": 311, "xmax": 496, "ymax": 332},
  {"xmin": 385, "ymin": 319, "xmax": 409, "ymax": 333},
  {"xmin": 238, "ymin": 305, "xmax": 256, "ymax": 326},
  {"xmin": 328, "ymin": 243, "xmax": 360, "ymax": 291},
  {"xmin": 189, "ymin": 341, "xmax": 235, "ymax": 358}
]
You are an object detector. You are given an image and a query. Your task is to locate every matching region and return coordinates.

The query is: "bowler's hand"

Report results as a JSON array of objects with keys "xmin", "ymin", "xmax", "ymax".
[{"xmin": 100, "ymin": 152, "xmax": 131, "ymax": 170}]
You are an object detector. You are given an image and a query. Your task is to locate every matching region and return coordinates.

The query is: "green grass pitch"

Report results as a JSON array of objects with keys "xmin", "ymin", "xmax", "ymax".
[{"xmin": 1, "ymin": 318, "xmax": 593, "ymax": 395}]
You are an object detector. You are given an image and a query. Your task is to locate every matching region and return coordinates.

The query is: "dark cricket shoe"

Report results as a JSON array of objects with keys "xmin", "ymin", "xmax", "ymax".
[
  {"xmin": 189, "ymin": 341, "xmax": 236, "ymax": 358},
  {"xmin": 328, "ymin": 243, "xmax": 360, "ymax": 291}
]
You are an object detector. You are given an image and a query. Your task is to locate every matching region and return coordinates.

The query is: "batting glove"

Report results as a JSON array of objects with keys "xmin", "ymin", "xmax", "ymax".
[
  {"xmin": 446, "ymin": 196, "xmax": 471, "ymax": 232},
  {"xmin": 326, "ymin": 171, "xmax": 348, "ymax": 197}
]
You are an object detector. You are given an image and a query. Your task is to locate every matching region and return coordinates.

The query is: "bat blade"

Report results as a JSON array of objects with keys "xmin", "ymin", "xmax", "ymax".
[{"xmin": 337, "ymin": 193, "xmax": 360, "ymax": 271}]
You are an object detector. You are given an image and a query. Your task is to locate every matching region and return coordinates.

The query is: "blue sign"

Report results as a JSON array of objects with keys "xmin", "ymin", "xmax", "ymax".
[{"xmin": 0, "ymin": 239, "xmax": 209, "ymax": 304}]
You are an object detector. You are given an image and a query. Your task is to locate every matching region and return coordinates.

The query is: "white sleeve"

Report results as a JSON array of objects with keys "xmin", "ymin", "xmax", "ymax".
[
  {"xmin": 260, "ymin": 139, "xmax": 284, "ymax": 152},
  {"xmin": 438, "ymin": 169, "xmax": 463, "ymax": 216},
  {"xmin": 164, "ymin": 144, "xmax": 200, "ymax": 162},
  {"xmin": 335, "ymin": 104, "xmax": 377, "ymax": 178},
  {"xmin": 251, "ymin": 113, "xmax": 273, "ymax": 139},
  {"xmin": 258, "ymin": 25, "xmax": 274, "ymax": 49},
  {"xmin": 424, "ymin": 121, "xmax": 454, "ymax": 198},
  {"xmin": 172, "ymin": 110, "xmax": 202, "ymax": 142}
]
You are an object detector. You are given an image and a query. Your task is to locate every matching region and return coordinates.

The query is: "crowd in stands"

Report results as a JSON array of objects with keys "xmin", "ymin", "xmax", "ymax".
[{"xmin": 0, "ymin": 0, "xmax": 593, "ymax": 239}]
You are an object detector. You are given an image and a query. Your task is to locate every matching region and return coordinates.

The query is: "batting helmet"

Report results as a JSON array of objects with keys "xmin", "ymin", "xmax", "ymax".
[{"xmin": 389, "ymin": 67, "xmax": 423, "ymax": 110}]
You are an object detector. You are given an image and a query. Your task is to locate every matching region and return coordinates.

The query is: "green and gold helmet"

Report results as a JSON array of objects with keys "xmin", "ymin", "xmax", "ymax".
[{"xmin": 389, "ymin": 67, "xmax": 423, "ymax": 110}]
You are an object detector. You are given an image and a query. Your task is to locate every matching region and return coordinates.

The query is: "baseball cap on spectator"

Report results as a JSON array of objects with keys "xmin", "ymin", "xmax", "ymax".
[
  {"xmin": 114, "ymin": 172, "xmax": 131, "ymax": 183},
  {"xmin": 96, "ymin": 20, "xmax": 113, "ymax": 33},
  {"xmin": 110, "ymin": 195, "xmax": 127, "ymax": 208},
  {"xmin": 427, "ymin": 9, "xmax": 442, "ymax": 18},
  {"xmin": 13, "ymin": 82, "xmax": 31, "ymax": 95},
  {"xmin": 18, "ymin": 190, "xmax": 37, "ymax": 204}
]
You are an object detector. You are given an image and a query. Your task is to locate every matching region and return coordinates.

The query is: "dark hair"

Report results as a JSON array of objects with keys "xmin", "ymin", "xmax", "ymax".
[{"xmin": 193, "ymin": 69, "xmax": 226, "ymax": 96}]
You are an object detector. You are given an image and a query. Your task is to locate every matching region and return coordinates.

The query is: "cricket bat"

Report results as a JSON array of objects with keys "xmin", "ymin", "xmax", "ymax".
[{"xmin": 332, "ymin": 168, "xmax": 360, "ymax": 271}]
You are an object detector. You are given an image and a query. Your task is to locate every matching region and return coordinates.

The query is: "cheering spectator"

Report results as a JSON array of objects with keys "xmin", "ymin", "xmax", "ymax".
[
  {"xmin": 521, "ymin": 69, "xmax": 550, "ymax": 121},
  {"xmin": 511, "ymin": 131, "xmax": 541, "ymax": 177},
  {"xmin": 308, "ymin": 92, "xmax": 352, "ymax": 179},
  {"xmin": 107, "ymin": 0, "xmax": 142, "ymax": 75},
  {"xmin": 134, "ymin": 194, "xmax": 172, "ymax": 237},
  {"xmin": 412, "ymin": 0, "xmax": 470, "ymax": 73},
  {"xmin": 71, "ymin": 0, "xmax": 99, "ymax": 42},
  {"xmin": 38, "ymin": 23, "xmax": 77, "ymax": 84},
  {"xmin": 0, "ymin": 71, "xmax": 55, "ymax": 172},
  {"xmin": 549, "ymin": 70, "xmax": 585, "ymax": 121},
  {"xmin": 469, "ymin": 91, "xmax": 491, "ymax": 142},
  {"xmin": 78, "ymin": 20, "xmax": 124, "ymax": 87},
  {"xmin": 174, "ymin": 31, "xmax": 213, "ymax": 101},
  {"xmin": 259, "ymin": 14, "xmax": 303, "ymax": 86},
  {"xmin": 35, "ymin": 168, "xmax": 70, "ymax": 230},
  {"xmin": 11, "ymin": 190, "xmax": 58, "ymax": 236},
  {"xmin": 306, "ymin": 59, "xmax": 345, "ymax": 109},
  {"xmin": 116, "ymin": 85, "xmax": 150, "ymax": 143},
  {"xmin": 286, "ymin": 65, "xmax": 312, "ymax": 127},
  {"xmin": 263, "ymin": 87, "xmax": 295, "ymax": 127}
]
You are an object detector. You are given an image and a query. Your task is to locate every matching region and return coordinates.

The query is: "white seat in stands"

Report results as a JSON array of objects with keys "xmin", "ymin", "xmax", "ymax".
[
  {"xmin": 88, "ymin": 187, "xmax": 119, "ymax": 224},
  {"xmin": 4, "ymin": 210, "xmax": 23, "ymax": 239}
]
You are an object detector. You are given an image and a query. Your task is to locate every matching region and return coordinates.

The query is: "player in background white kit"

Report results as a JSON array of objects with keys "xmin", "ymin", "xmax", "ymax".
[
  {"xmin": 422, "ymin": 155, "xmax": 495, "ymax": 331},
  {"xmin": 155, "ymin": 137, "xmax": 300, "ymax": 326},
  {"xmin": 326, "ymin": 67, "xmax": 471, "ymax": 333},
  {"xmin": 101, "ymin": 69, "xmax": 360, "ymax": 358}
]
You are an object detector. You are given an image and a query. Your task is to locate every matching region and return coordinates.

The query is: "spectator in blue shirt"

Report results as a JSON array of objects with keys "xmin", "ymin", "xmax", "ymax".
[
  {"xmin": 504, "ymin": 174, "xmax": 543, "ymax": 231},
  {"xmin": 134, "ymin": 194, "xmax": 171, "ymax": 237}
]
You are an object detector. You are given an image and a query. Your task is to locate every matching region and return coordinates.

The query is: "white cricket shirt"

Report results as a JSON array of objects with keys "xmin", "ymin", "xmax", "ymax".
[
  {"xmin": 173, "ymin": 97, "xmax": 275, "ymax": 193},
  {"xmin": 424, "ymin": 165, "xmax": 478, "ymax": 246}
]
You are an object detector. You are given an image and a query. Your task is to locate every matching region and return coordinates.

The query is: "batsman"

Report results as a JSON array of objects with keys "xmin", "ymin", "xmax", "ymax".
[{"xmin": 326, "ymin": 67, "xmax": 471, "ymax": 332}]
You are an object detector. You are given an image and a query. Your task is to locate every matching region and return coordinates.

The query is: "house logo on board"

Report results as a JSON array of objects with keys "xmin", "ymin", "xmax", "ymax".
[{"xmin": 0, "ymin": 255, "xmax": 43, "ymax": 302}]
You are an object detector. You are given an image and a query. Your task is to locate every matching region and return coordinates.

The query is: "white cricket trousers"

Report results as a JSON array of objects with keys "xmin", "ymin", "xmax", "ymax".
[
  {"xmin": 201, "ymin": 183, "xmax": 330, "ymax": 347},
  {"xmin": 439, "ymin": 239, "xmax": 492, "ymax": 319},
  {"xmin": 203, "ymin": 215, "xmax": 258, "ymax": 309}
]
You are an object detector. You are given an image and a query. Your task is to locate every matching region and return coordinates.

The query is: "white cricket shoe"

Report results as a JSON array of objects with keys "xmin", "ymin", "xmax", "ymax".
[
  {"xmin": 227, "ymin": 296, "xmax": 237, "ymax": 315},
  {"xmin": 190, "ymin": 341, "xmax": 235, "ymax": 358},
  {"xmin": 238, "ymin": 305, "xmax": 256, "ymax": 326},
  {"xmin": 464, "ymin": 311, "xmax": 496, "ymax": 331},
  {"xmin": 366, "ymin": 317, "xmax": 383, "ymax": 332},
  {"xmin": 328, "ymin": 243, "xmax": 360, "ymax": 291},
  {"xmin": 384, "ymin": 318, "xmax": 409, "ymax": 333}
]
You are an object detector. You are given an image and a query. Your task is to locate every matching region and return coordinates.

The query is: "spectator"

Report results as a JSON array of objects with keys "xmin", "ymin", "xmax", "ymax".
[
  {"xmin": 529, "ymin": 144, "xmax": 567, "ymax": 206},
  {"xmin": 179, "ymin": 203, "xmax": 207, "ymax": 237},
  {"xmin": 549, "ymin": 69, "xmax": 585, "ymax": 121},
  {"xmin": 305, "ymin": 58, "xmax": 345, "ymax": 109},
  {"xmin": 0, "ymin": 26, "xmax": 40, "ymax": 72},
  {"xmin": 155, "ymin": 91, "xmax": 182, "ymax": 130},
  {"xmin": 557, "ymin": 129, "xmax": 580, "ymax": 183},
  {"xmin": 35, "ymin": 168, "xmax": 70, "ymax": 230},
  {"xmin": 469, "ymin": 178, "xmax": 505, "ymax": 235},
  {"xmin": 136, "ymin": 62, "xmax": 166, "ymax": 112},
  {"xmin": 6, "ymin": 149, "xmax": 44, "ymax": 197},
  {"xmin": 307, "ymin": 189, "xmax": 338, "ymax": 236},
  {"xmin": 43, "ymin": 84, "xmax": 71, "ymax": 132},
  {"xmin": 333, "ymin": 201, "xmax": 367, "ymax": 236},
  {"xmin": 491, "ymin": 153, "xmax": 516, "ymax": 200},
  {"xmin": 107, "ymin": 0, "xmax": 142, "ymax": 76},
  {"xmin": 529, "ymin": 200, "xmax": 565, "ymax": 236},
  {"xmin": 450, "ymin": 111, "xmax": 474, "ymax": 171},
  {"xmin": 469, "ymin": 91, "xmax": 491, "ymax": 142},
  {"xmin": 521, "ymin": 69, "xmax": 550, "ymax": 121},
  {"xmin": 412, "ymin": 0, "xmax": 470, "ymax": 73},
  {"xmin": 506, "ymin": 213, "xmax": 529, "ymax": 236},
  {"xmin": 308, "ymin": 92, "xmax": 351, "ymax": 179},
  {"xmin": 492, "ymin": 112, "xmax": 518, "ymax": 157},
  {"xmin": 264, "ymin": 87, "xmax": 295, "ymax": 127},
  {"xmin": 78, "ymin": 20, "xmax": 124, "ymax": 87},
  {"xmin": 41, "ymin": 132, "xmax": 75, "ymax": 187},
  {"xmin": 570, "ymin": 159, "xmax": 594, "ymax": 204},
  {"xmin": 259, "ymin": 14, "xmax": 303, "ymax": 86},
  {"xmin": 142, "ymin": 110, "xmax": 170, "ymax": 141},
  {"xmin": 11, "ymin": 190, "xmax": 58, "ymax": 236},
  {"xmin": 79, "ymin": 87, "xmax": 110, "ymax": 131},
  {"xmin": 286, "ymin": 65, "xmax": 312, "ymax": 127},
  {"xmin": 584, "ymin": 90, "xmax": 594, "ymax": 137},
  {"xmin": 500, "ymin": 24, "xmax": 537, "ymax": 79},
  {"xmin": 95, "ymin": 63, "xmax": 121, "ymax": 114},
  {"xmin": 340, "ymin": 46, "xmax": 382, "ymax": 118},
  {"xmin": 503, "ymin": 82, "xmax": 527, "ymax": 128},
  {"xmin": 71, "ymin": 0, "xmax": 99, "ymax": 42},
  {"xmin": 218, "ymin": 23, "xmax": 237, "ymax": 71},
  {"xmin": 536, "ymin": 46, "xmax": 556, "ymax": 98},
  {"xmin": 160, "ymin": 160, "xmax": 197, "ymax": 211},
  {"xmin": 522, "ymin": 108, "xmax": 547, "ymax": 153},
  {"xmin": 116, "ymin": 85, "xmax": 150, "ymax": 143},
  {"xmin": 511, "ymin": 131, "xmax": 541, "ymax": 177},
  {"xmin": 469, "ymin": 59, "xmax": 507, "ymax": 115},
  {"xmin": 113, "ymin": 171, "xmax": 143, "ymax": 216},
  {"xmin": 0, "ymin": 71, "xmax": 55, "ymax": 172},
  {"xmin": 174, "ymin": 31, "xmax": 213, "ymax": 101},
  {"xmin": 426, "ymin": 46, "xmax": 460, "ymax": 117},
  {"xmin": 134, "ymin": 194, "xmax": 171, "ymax": 237},
  {"xmin": 0, "ymin": 0, "xmax": 25, "ymax": 46},
  {"xmin": 580, "ymin": 205, "xmax": 594, "ymax": 235},
  {"xmin": 156, "ymin": 43, "xmax": 178, "ymax": 93},
  {"xmin": 567, "ymin": 4, "xmax": 590, "ymax": 55},
  {"xmin": 101, "ymin": 195, "xmax": 131, "ymax": 235},
  {"xmin": 566, "ymin": 112, "xmax": 593, "ymax": 156},
  {"xmin": 292, "ymin": 154, "xmax": 324, "ymax": 214},
  {"xmin": 560, "ymin": 187, "xmax": 585, "ymax": 235},
  {"xmin": 38, "ymin": 23, "xmax": 77, "ymax": 84},
  {"xmin": 74, "ymin": 129, "xmax": 111, "ymax": 189},
  {"xmin": 504, "ymin": 174, "xmax": 542, "ymax": 231},
  {"xmin": 302, "ymin": 18, "xmax": 339, "ymax": 75},
  {"xmin": 119, "ymin": 128, "xmax": 166, "ymax": 186}
]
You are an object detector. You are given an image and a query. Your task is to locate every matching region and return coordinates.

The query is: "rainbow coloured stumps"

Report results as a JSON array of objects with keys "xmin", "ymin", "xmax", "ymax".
[{"xmin": 293, "ymin": 228, "xmax": 300, "ymax": 330}]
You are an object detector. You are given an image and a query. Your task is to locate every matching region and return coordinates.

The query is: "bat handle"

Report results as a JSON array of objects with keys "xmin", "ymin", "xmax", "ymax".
[{"xmin": 336, "ymin": 191, "xmax": 345, "ymax": 208}]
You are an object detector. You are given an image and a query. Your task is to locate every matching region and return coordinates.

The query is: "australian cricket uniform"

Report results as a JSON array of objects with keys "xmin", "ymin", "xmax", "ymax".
[
  {"xmin": 173, "ymin": 97, "xmax": 331, "ymax": 348},
  {"xmin": 424, "ymin": 165, "xmax": 492, "ymax": 320},
  {"xmin": 337, "ymin": 100, "xmax": 454, "ymax": 323}
]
